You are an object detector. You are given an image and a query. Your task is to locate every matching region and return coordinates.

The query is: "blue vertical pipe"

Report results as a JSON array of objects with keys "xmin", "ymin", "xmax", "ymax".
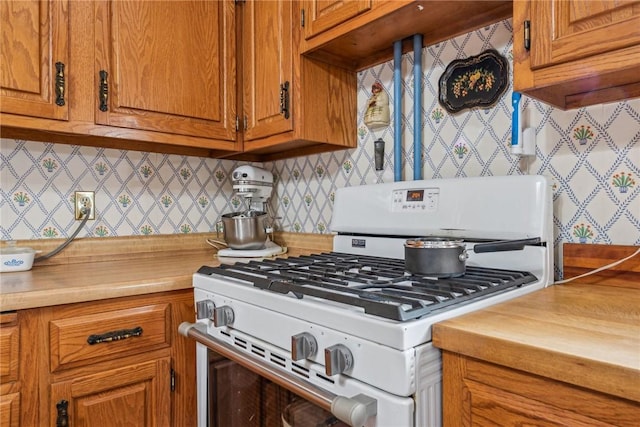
[
  {"xmin": 413, "ymin": 34, "xmax": 423, "ymax": 180},
  {"xmin": 393, "ymin": 40, "xmax": 402, "ymax": 182}
]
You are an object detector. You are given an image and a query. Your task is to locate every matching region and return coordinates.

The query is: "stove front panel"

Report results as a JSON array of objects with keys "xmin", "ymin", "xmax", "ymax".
[{"xmin": 194, "ymin": 288, "xmax": 417, "ymax": 396}]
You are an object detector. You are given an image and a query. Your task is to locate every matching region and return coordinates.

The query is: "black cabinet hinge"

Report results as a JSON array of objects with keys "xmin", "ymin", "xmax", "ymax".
[
  {"xmin": 170, "ymin": 368, "xmax": 175, "ymax": 392},
  {"xmin": 524, "ymin": 20, "xmax": 531, "ymax": 51},
  {"xmin": 280, "ymin": 81, "xmax": 290, "ymax": 119},
  {"xmin": 301, "ymin": 8, "xmax": 305, "ymax": 27}
]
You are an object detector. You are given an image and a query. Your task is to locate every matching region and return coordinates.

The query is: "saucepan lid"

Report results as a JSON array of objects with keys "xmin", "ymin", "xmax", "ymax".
[{"xmin": 404, "ymin": 237, "xmax": 465, "ymax": 249}]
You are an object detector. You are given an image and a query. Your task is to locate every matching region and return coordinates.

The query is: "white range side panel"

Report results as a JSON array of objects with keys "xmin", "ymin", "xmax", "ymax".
[{"xmin": 331, "ymin": 175, "xmax": 552, "ymax": 242}]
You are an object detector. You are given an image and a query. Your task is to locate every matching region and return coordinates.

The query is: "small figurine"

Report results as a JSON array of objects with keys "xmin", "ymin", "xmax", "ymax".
[{"xmin": 364, "ymin": 81, "xmax": 390, "ymax": 129}]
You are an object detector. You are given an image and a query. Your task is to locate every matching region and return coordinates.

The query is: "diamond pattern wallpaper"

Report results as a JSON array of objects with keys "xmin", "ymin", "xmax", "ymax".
[{"xmin": 1, "ymin": 20, "xmax": 639, "ymax": 276}]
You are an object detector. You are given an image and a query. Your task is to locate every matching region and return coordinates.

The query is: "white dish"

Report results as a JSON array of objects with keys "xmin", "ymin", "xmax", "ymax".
[{"xmin": 0, "ymin": 241, "xmax": 37, "ymax": 272}]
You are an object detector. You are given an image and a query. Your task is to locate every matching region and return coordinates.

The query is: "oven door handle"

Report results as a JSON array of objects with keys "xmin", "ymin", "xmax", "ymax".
[{"xmin": 178, "ymin": 322, "xmax": 377, "ymax": 427}]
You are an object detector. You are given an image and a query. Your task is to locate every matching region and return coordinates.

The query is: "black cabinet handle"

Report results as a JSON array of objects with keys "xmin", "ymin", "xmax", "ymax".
[
  {"xmin": 55, "ymin": 62, "xmax": 65, "ymax": 106},
  {"xmin": 56, "ymin": 399, "xmax": 69, "ymax": 427},
  {"xmin": 87, "ymin": 326, "xmax": 143, "ymax": 345},
  {"xmin": 99, "ymin": 70, "xmax": 109, "ymax": 112},
  {"xmin": 280, "ymin": 81, "xmax": 290, "ymax": 119}
]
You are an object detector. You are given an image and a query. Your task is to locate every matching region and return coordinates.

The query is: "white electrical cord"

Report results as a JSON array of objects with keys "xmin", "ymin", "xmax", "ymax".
[
  {"xmin": 34, "ymin": 205, "xmax": 92, "ymax": 262},
  {"xmin": 555, "ymin": 247, "xmax": 640, "ymax": 284}
]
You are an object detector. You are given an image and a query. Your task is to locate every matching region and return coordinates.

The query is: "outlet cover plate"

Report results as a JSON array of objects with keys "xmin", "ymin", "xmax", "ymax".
[{"xmin": 75, "ymin": 191, "xmax": 95, "ymax": 220}]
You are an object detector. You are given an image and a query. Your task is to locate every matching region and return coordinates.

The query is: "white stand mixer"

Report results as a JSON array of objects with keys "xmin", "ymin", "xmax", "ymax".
[{"xmin": 216, "ymin": 166, "xmax": 284, "ymax": 258}]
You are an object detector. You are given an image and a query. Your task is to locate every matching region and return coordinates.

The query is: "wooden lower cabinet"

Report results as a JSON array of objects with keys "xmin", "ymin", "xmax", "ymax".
[
  {"xmin": 442, "ymin": 351, "xmax": 640, "ymax": 427},
  {"xmin": 50, "ymin": 358, "xmax": 171, "ymax": 427},
  {"xmin": 0, "ymin": 289, "xmax": 196, "ymax": 427},
  {"xmin": 0, "ymin": 313, "xmax": 20, "ymax": 427}
]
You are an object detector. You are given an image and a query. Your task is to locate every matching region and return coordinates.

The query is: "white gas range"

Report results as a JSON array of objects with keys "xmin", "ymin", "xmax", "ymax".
[{"xmin": 180, "ymin": 175, "xmax": 554, "ymax": 427}]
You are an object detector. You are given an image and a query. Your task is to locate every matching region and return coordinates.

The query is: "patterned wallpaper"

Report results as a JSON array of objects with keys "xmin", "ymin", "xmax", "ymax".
[{"xmin": 1, "ymin": 20, "xmax": 639, "ymax": 260}]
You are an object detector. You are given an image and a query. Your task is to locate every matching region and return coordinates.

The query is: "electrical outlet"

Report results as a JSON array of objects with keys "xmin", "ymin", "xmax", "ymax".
[{"xmin": 74, "ymin": 191, "xmax": 95, "ymax": 220}]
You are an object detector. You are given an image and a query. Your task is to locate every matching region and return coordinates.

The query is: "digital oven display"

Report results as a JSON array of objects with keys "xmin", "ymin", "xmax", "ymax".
[{"xmin": 406, "ymin": 189, "xmax": 424, "ymax": 202}]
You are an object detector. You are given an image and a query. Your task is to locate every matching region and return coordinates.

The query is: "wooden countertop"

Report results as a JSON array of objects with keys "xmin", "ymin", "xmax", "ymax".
[
  {"xmin": 433, "ymin": 243, "xmax": 640, "ymax": 403},
  {"xmin": 0, "ymin": 232, "xmax": 332, "ymax": 311},
  {"xmin": 0, "ymin": 252, "xmax": 215, "ymax": 310},
  {"xmin": 433, "ymin": 283, "xmax": 640, "ymax": 402}
]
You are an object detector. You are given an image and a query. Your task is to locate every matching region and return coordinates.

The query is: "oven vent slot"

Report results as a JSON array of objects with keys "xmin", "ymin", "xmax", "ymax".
[
  {"xmin": 315, "ymin": 373, "xmax": 335, "ymax": 384},
  {"xmin": 269, "ymin": 353, "xmax": 286, "ymax": 367},
  {"xmin": 234, "ymin": 337, "xmax": 248, "ymax": 350},
  {"xmin": 291, "ymin": 363, "xmax": 310, "ymax": 378},
  {"xmin": 251, "ymin": 344, "xmax": 266, "ymax": 358},
  {"xmin": 220, "ymin": 330, "xmax": 231, "ymax": 337}
]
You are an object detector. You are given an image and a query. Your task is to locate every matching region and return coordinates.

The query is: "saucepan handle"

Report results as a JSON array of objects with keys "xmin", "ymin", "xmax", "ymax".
[{"xmin": 473, "ymin": 237, "xmax": 541, "ymax": 253}]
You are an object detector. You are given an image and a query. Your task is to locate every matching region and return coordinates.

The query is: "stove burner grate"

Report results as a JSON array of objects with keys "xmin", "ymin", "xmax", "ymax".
[{"xmin": 197, "ymin": 252, "xmax": 538, "ymax": 321}]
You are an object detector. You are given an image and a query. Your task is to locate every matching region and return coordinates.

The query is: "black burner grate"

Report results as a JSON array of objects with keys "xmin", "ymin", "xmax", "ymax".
[{"xmin": 197, "ymin": 252, "xmax": 538, "ymax": 321}]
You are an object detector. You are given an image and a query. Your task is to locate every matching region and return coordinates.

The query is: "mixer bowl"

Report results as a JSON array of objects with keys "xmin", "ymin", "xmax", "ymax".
[{"xmin": 220, "ymin": 211, "xmax": 268, "ymax": 250}]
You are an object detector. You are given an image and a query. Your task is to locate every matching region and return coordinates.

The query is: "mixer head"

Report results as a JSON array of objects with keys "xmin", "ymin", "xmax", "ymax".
[{"xmin": 231, "ymin": 165, "xmax": 273, "ymax": 201}]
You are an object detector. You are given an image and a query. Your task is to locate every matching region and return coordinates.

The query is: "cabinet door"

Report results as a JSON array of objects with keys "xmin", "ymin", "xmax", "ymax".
[
  {"xmin": 0, "ymin": 393, "xmax": 20, "ymax": 427},
  {"xmin": 442, "ymin": 353, "xmax": 640, "ymax": 427},
  {"xmin": 303, "ymin": 0, "xmax": 371, "ymax": 39},
  {"xmin": 0, "ymin": 0, "xmax": 69, "ymax": 120},
  {"xmin": 241, "ymin": 0, "xmax": 293, "ymax": 142},
  {"xmin": 94, "ymin": 0, "xmax": 236, "ymax": 140},
  {"xmin": 531, "ymin": 0, "xmax": 640, "ymax": 68},
  {"xmin": 0, "ymin": 313, "xmax": 20, "ymax": 427},
  {"xmin": 50, "ymin": 358, "xmax": 171, "ymax": 427}
]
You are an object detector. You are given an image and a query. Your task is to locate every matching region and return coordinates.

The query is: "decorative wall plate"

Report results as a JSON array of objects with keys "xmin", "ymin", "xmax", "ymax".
[{"xmin": 438, "ymin": 49, "xmax": 508, "ymax": 113}]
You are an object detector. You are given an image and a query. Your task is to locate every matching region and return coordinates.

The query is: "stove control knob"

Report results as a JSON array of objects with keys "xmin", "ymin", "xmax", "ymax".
[
  {"xmin": 213, "ymin": 306, "xmax": 234, "ymax": 327},
  {"xmin": 291, "ymin": 332, "xmax": 317, "ymax": 361},
  {"xmin": 324, "ymin": 344, "xmax": 353, "ymax": 376},
  {"xmin": 196, "ymin": 300, "xmax": 215, "ymax": 320}
]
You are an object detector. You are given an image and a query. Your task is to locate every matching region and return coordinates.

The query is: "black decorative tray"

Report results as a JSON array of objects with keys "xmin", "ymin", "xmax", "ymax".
[{"xmin": 438, "ymin": 49, "xmax": 508, "ymax": 113}]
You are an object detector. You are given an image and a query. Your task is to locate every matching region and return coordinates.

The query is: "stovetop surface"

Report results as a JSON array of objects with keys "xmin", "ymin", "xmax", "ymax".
[{"xmin": 197, "ymin": 252, "xmax": 538, "ymax": 321}]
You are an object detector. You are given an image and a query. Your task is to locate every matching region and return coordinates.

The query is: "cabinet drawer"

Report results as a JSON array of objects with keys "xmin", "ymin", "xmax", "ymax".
[
  {"xmin": 50, "ymin": 304, "xmax": 171, "ymax": 372},
  {"xmin": 0, "ymin": 313, "xmax": 19, "ymax": 383}
]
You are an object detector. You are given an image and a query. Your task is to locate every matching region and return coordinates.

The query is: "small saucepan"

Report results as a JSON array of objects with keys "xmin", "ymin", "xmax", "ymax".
[{"xmin": 404, "ymin": 237, "xmax": 541, "ymax": 277}]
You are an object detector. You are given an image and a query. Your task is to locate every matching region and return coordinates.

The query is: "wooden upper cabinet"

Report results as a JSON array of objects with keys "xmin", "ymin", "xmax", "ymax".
[
  {"xmin": 236, "ymin": 0, "xmax": 357, "ymax": 160},
  {"xmin": 301, "ymin": 1, "xmax": 512, "ymax": 71},
  {"xmin": 303, "ymin": 0, "xmax": 371, "ymax": 39},
  {"xmin": 0, "ymin": 0, "xmax": 69, "ymax": 120},
  {"xmin": 94, "ymin": 0, "xmax": 236, "ymax": 141},
  {"xmin": 513, "ymin": 0, "xmax": 640, "ymax": 109},
  {"xmin": 530, "ymin": 0, "xmax": 640, "ymax": 69},
  {"xmin": 241, "ymin": 0, "xmax": 293, "ymax": 142}
]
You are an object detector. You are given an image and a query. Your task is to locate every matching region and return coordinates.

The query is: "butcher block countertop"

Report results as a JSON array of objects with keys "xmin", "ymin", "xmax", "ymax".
[
  {"xmin": 433, "ymin": 243, "xmax": 640, "ymax": 403},
  {"xmin": 0, "ymin": 232, "xmax": 332, "ymax": 311}
]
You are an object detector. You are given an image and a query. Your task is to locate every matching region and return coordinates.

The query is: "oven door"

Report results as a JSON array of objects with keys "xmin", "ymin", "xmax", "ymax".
[
  {"xmin": 199, "ymin": 344, "xmax": 346, "ymax": 427},
  {"xmin": 182, "ymin": 323, "xmax": 414, "ymax": 427}
]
